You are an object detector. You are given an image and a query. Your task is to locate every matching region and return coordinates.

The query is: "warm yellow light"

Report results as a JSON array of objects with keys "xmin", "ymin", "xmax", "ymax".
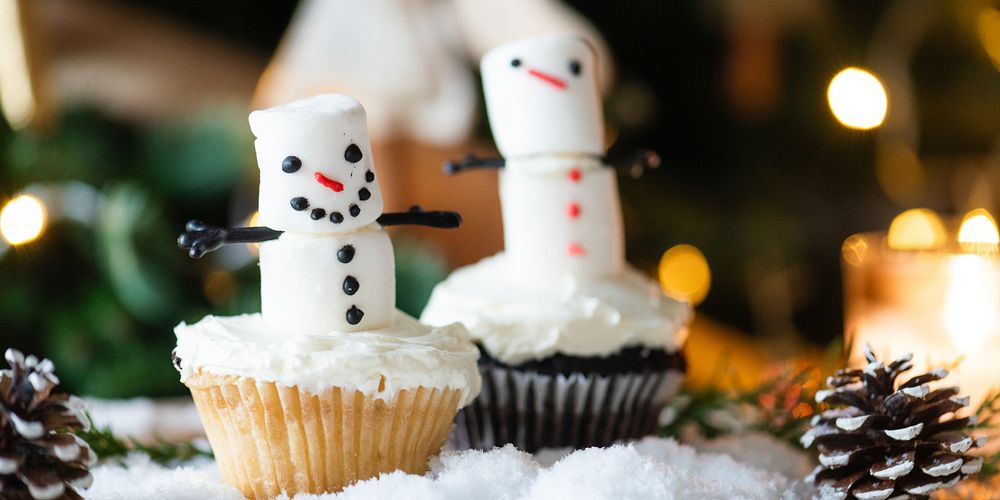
[
  {"xmin": 958, "ymin": 209, "xmax": 999, "ymax": 253},
  {"xmin": 827, "ymin": 68, "xmax": 888, "ymax": 130},
  {"xmin": 978, "ymin": 7, "xmax": 1000, "ymax": 73},
  {"xmin": 841, "ymin": 234, "xmax": 870, "ymax": 266},
  {"xmin": 943, "ymin": 254, "xmax": 998, "ymax": 352},
  {"xmin": 246, "ymin": 211, "xmax": 261, "ymax": 254},
  {"xmin": 659, "ymin": 244, "xmax": 711, "ymax": 305},
  {"xmin": 203, "ymin": 270, "xmax": 237, "ymax": 305},
  {"xmin": 886, "ymin": 208, "xmax": 947, "ymax": 251},
  {"xmin": 0, "ymin": 194, "xmax": 46, "ymax": 245}
]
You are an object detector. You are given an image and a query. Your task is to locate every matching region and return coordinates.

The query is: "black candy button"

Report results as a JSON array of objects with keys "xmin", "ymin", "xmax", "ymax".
[
  {"xmin": 343, "ymin": 276, "xmax": 359, "ymax": 295},
  {"xmin": 282, "ymin": 156, "xmax": 301, "ymax": 173},
  {"xmin": 358, "ymin": 188, "xmax": 371, "ymax": 201},
  {"xmin": 344, "ymin": 144, "xmax": 363, "ymax": 163},
  {"xmin": 365, "ymin": 170, "xmax": 375, "ymax": 182},
  {"xmin": 349, "ymin": 204, "xmax": 360, "ymax": 217},
  {"xmin": 346, "ymin": 306, "xmax": 364, "ymax": 325},
  {"xmin": 330, "ymin": 212, "xmax": 344, "ymax": 223},
  {"xmin": 337, "ymin": 245, "xmax": 355, "ymax": 263},
  {"xmin": 290, "ymin": 197, "xmax": 309, "ymax": 211},
  {"xmin": 310, "ymin": 208, "xmax": 326, "ymax": 220}
]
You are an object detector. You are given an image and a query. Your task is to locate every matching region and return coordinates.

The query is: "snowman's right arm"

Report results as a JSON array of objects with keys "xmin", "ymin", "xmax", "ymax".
[
  {"xmin": 443, "ymin": 153, "xmax": 505, "ymax": 175},
  {"xmin": 178, "ymin": 220, "xmax": 283, "ymax": 259}
]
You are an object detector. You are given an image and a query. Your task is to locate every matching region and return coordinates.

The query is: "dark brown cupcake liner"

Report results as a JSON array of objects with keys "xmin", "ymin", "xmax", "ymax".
[{"xmin": 450, "ymin": 357, "xmax": 685, "ymax": 452}]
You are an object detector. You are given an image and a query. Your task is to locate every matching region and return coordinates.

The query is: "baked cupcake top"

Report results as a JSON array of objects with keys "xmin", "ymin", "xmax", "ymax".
[
  {"xmin": 174, "ymin": 311, "xmax": 481, "ymax": 404},
  {"xmin": 421, "ymin": 253, "xmax": 690, "ymax": 365}
]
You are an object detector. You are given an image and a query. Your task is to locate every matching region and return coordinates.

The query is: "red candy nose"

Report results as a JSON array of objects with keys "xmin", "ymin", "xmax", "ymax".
[
  {"xmin": 315, "ymin": 172, "xmax": 344, "ymax": 192},
  {"xmin": 527, "ymin": 68, "xmax": 567, "ymax": 90}
]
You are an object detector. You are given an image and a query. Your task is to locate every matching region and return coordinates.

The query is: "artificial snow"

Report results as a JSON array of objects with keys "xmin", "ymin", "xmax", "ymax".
[
  {"xmin": 83, "ymin": 398, "xmax": 814, "ymax": 499},
  {"xmin": 86, "ymin": 437, "xmax": 808, "ymax": 500}
]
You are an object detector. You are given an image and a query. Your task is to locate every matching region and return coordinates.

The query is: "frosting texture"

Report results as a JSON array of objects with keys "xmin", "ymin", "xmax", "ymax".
[
  {"xmin": 174, "ymin": 310, "xmax": 481, "ymax": 405},
  {"xmin": 420, "ymin": 253, "xmax": 690, "ymax": 365}
]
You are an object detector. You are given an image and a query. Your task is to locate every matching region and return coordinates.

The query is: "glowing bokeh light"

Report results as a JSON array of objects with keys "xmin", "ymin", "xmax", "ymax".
[
  {"xmin": 886, "ymin": 208, "xmax": 946, "ymax": 251},
  {"xmin": 658, "ymin": 244, "xmax": 711, "ymax": 306},
  {"xmin": 958, "ymin": 208, "xmax": 999, "ymax": 253},
  {"xmin": 0, "ymin": 194, "xmax": 46, "ymax": 245},
  {"xmin": 827, "ymin": 68, "xmax": 888, "ymax": 130},
  {"xmin": 978, "ymin": 7, "xmax": 1000, "ymax": 73}
]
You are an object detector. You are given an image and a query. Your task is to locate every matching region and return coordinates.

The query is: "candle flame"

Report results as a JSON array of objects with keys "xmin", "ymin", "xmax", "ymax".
[
  {"xmin": 887, "ymin": 208, "xmax": 946, "ymax": 250},
  {"xmin": 958, "ymin": 209, "xmax": 999, "ymax": 253}
]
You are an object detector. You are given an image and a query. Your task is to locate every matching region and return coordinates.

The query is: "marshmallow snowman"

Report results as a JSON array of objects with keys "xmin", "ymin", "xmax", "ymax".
[
  {"xmin": 249, "ymin": 95, "xmax": 393, "ymax": 332},
  {"xmin": 179, "ymin": 94, "xmax": 460, "ymax": 333},
  {"xmin": 480, "ymin": 35, "xmax": 624, "ymax": 279}
]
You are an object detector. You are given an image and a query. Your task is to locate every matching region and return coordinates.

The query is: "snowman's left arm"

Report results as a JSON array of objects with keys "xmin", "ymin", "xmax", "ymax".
[
  {"xmin": 178, "ymin": 220, "xmax": 283, "ymax": 259},
  {"xmin": 377, "ymin": 206, "xmax": 462, "ymax": 229},
  {"xmin": 443, "ymin": 153, "xmax": 505, "ymax": 175},
  {"xmin": 604, "ymin": 149, "xmax": 661, "ymax": 178}
]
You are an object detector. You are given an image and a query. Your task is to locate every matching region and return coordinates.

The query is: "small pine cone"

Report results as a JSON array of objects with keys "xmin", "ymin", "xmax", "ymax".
[
  {"xmin": 0, "ymin": 349, "xmax": 96, "ymax": 499},
  {"xmin": 801, "ymin": 345, "xmax": 986, "ymax": 500}
]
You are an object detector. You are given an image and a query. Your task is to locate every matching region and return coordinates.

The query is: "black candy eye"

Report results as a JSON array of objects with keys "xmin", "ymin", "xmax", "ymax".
[
  {"xmin": 282, "ymin": 156, "xmax": 301, "ymax": 173},
  {"xmin": 510, "ymin": 58, "xmax": 521, "ymax": 68},
  {"xmin": 569, "ymin": 60, "xmax": 581, "ymax": 76},
  {"xmin": 344, "ymin": 144, "xmax": 363, "ymax": 163}
]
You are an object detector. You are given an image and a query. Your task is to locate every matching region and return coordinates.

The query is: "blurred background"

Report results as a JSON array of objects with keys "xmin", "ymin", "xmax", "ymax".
[{"xmin": 0, "ymin": 0, "xmax": 998, "ymax": 398}]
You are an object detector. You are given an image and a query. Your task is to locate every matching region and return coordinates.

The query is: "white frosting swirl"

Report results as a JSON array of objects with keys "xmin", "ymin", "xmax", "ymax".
[
  {"xmin": 420, "ymin": 253, "xmax": 690, "ymax": 365},
  {"xmin": 174, "ymin": 310, "xmax": 481, "ymax": 405}
]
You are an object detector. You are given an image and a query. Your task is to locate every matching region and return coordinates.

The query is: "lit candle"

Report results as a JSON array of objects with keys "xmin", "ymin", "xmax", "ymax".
[{"xmin": 843, "ymin": 208, "xmax": 1000, "ymax": 407}]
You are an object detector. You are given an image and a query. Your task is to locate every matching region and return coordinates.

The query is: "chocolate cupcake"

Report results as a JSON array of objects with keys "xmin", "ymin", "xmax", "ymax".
[
  {"xmin": 421, "ymin": 256, "xmax": 688, "ymax": 451},
  {"xmin": 422, "ymin": 35, "xmax": 691, "ymax": 452}
]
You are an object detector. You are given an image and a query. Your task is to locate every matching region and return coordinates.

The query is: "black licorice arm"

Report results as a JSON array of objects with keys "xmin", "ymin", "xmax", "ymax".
[
  {"xmin": 377, "ymin": 208, "xmax": 462, "ymax": 228},
  {"xmin": 443, "ymin": 153, "xmax": 505, "ymax": 174},
  {"xmin": 178, "ymin": 220, "xmax": 283, "ymax": 259}
]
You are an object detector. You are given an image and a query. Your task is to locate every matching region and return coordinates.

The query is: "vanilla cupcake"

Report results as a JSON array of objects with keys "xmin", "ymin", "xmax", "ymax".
[
  {"xmin": 173, "ymin": 94, "xmax": 479, "ymax": 497},
  {"xmin": 422, "ymin": 36, "xmax": 690, "ymax": 451},
  {"xmin": 174, "ymin": 312, "xmax": 479, "ymax": 498}
]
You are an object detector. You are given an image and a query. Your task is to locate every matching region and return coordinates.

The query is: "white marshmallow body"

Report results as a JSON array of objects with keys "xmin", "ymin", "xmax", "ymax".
[
  {"xmin": 500, "ymin": 157, "xmax": 624, "ymax": 279},
  {"xmin": 260, "ymin": 228, "xmax": 394, "ymax": 333},
  {"xmin": 249, "ymin": 94, "xmax": 393, "ymax": 332},
  {"xmin": 250, "ymin": 95, "xmax": 384, "ymax": 234},
  {"xmin": 481, "ymin": 35, "xmax": 604, "ymax": 158}
]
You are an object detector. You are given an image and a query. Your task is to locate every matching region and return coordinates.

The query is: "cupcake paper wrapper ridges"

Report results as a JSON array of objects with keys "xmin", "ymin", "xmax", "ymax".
[
  {"xmin": 451, "ymin": 362, "xmax": 684, "ymax": 452},
  {"xmin": 186, "ymin": 372, "xmax": 463, "ymax": 499}
]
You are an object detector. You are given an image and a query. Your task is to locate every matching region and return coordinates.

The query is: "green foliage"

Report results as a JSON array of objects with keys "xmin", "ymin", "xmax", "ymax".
[
  {"xmin": 0, "ymin": 107, "xmax": 457, "ymax": 398},
  {"xmin": 75, "ymin": 417, "xmax": 212, "ymax": 466}
]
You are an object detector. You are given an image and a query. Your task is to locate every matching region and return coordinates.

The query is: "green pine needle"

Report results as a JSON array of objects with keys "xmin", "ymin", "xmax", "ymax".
[{"xmin": 74, "ymin": 413, "xmax": 212, "ymax": 466}]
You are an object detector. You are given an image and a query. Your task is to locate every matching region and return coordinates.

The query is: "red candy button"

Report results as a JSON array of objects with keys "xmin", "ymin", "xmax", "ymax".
[
  {"xmin": 568, "ymin": 168, "xmax": 582, "ymax": 182},
  {"xmin": 567, "ymin": 243, "xmax": 585, "ymax": 256},
  {"xmin": 566, "ymin": 202, "xmax": 581, "ymax": 218}
]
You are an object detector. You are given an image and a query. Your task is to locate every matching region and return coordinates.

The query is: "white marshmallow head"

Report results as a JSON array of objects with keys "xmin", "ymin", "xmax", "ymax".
[
  {"xmin": 481, "ymin": 35, "xmax": 605, "ymax": 159},
  {"xmin": 249, "ymin": 94, "xmax": 384, "ymax": 234}
]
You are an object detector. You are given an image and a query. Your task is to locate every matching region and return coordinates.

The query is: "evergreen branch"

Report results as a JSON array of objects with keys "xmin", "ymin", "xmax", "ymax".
[
  {"xmin": 74, "ymin": 413, "xmax": 212, "ymax": 465},
  {"xmin": 973, "ymin": 389, "xmax": 1000, "ymax": 431}
]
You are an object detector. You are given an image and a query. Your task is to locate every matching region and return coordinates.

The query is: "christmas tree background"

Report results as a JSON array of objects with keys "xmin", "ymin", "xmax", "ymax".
[{"xmin": 1, "ymin": 0, "xmax": 998, "ymax": 398}]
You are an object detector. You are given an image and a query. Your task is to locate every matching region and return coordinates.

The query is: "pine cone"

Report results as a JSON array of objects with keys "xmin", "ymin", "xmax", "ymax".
[
  {"xmin": 801, "ymin": 346, "xmax": 986, "ymax": 500},
  {"xmin": 0, "ymin": 349, "xmax": 96, "ymax": 499}
]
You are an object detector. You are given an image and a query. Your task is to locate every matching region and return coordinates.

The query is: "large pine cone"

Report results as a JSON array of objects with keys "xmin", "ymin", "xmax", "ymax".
[
  {"xmin": 0, "ymin": 349, "xmax": 96, "ymax": 499},
  {"xmin": 801, "ymin": 346, "xmax": 986, "ymax": 500}
]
